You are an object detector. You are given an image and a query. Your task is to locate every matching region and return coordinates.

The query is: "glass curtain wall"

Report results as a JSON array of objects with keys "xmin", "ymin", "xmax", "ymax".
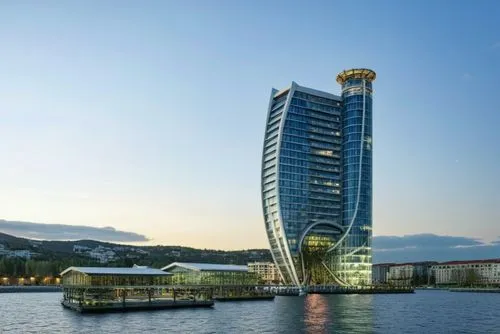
[
  {"xmin": 262, "ymin": 83, "xmax": 344, "ymax": 286},
  {"xmin": 335, "ymin": 69, "xmax": 375, "ymax": 286}
]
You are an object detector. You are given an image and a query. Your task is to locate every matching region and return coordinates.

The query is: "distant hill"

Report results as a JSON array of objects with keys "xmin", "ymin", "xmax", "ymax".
[{"xmin": 0, "ymin": 232, "xmax": 272, "ymax": 277}]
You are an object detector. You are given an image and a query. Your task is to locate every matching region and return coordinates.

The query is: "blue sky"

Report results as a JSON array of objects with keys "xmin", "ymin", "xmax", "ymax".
[{"xmin": 0, "ymin": 1, "xmax": 499, "ymax": 251}]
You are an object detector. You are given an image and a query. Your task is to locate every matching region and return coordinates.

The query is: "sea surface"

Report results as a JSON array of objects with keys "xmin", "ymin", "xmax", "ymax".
[{"xmin": 0, "ymin": 290, "xmax": 499, "ymax": 333}]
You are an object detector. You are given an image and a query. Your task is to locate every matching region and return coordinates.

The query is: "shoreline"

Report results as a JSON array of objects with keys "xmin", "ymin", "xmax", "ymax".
[
  {"xmin": 449, "ymin": 288, "xmax": 500, "ymax": 293},
  {"xmin": 0, "ymin": 285, "xmax": 62, "ymax": 293}
]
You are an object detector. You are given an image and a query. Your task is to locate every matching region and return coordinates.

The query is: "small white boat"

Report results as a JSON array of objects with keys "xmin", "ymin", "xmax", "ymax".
[{"xmin": 298, "ymin": 288, "xmax": 307, "ymax": 296}]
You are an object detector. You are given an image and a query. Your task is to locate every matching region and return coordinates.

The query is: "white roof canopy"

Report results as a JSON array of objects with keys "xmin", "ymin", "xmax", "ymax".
[
  {"xmin": 161, "ymin": 262, "xmax": 248, "ymax": 273},
  {"xmin": 60, "ymin": 266, "xmax": 172, "ymax": 276}
]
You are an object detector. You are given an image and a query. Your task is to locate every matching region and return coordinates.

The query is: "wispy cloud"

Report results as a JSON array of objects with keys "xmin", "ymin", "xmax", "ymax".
[
  {"xmin": 373, "ymin": 233, "xmax": 482, "ymax": 250},
  {"xmin": 0, "ymin": 220, "xmax": 150, "ymax": 242},
  {"xmin": 462, "ymin": 72, "xmax": 473, "ymax": 80},
  {"xmin": 373, "ymin": 234, "xmax": 500, "ymax": 263}
]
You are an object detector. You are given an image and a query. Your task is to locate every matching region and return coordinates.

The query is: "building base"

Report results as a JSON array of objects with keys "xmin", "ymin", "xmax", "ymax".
[
  {"xmin": 61, "ymin": 299, "xmax": 214, "ymax": 313},
  {"xmin": 215, "ymin": 295, "xmax": 275, "ymax": 302}
]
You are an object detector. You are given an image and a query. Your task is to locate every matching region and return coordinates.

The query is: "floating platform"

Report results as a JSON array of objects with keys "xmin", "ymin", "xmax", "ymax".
[
  {"xmin": 61, "ymin": 299, "xmax": 214, "ymax": 313},
  {"xmin": 215, "ymin": 295, "xmax": 275, "ymax": 302}
]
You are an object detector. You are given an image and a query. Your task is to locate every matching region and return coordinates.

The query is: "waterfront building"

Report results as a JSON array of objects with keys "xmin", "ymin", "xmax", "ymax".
[
  {"xmin": 432, "ymin": 259, "xmax": 500, "ymax": 287},
  {"xmin": 161, "ymin": 262, "xmax": 259, "ymax": 285},
  {"xmin": 61, "ymin": 266, "xmax": 172, "ymax": 287},
  {"xmin": 261, "ymin": 68, "xmax": 376, "ymax": 287},
  {"xmin": 248, "ymin": 262, "xmax": 282, "ymax": 284},
  {"xmin": 387, "ymin": 262, "xmax": 437, "ymax": 286},
  {"xmin": 372, "ymin": 263, "xmax": 395, "ymax": 284},
  {"xmin": 60, "ymin": 266, "xmax": 213, "ymax": 312}
]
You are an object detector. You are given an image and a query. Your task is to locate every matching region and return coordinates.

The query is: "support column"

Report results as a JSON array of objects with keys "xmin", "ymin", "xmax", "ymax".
[{"xmin": 121, "ymin": 289, "xmax": 126, "ymax": 308}]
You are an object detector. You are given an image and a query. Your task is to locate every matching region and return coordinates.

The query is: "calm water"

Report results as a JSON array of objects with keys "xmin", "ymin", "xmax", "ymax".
[{"xmin": 0, "ymin": 290, "xmax": 499, "ymax": 333}]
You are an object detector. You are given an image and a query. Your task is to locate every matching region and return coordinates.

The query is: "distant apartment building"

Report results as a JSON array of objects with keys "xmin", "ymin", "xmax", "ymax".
[
  {"xmin": 73, "ymin": 245, "xmax": 91, "ymax": 253},
  {"xmin": 248, "ymin": 262, "xmax": 282, "ymax": 284},
  {"xmin": 10, "ymin": 250, "xmax": 32, "ymax": 259},
  {"xmin": 372, "ymin": 263, "xmax": 395, "ymax": 284},
  {"xmin": 432, "ymin": 259, "xmax": 500, "ymax": 286},
  {"xmin": 0, "ymin": 244, "xmax": 33, "ymax": 260},
  {"xmin": 387, "ymin": 262, "xmax": 437, "ymax": 286},
  {"xmin": 88, "ymin": 246, "xmax": 116, "ymax": 264},
  {"xmin": 0, "ymin": 244, "xmax": 7, "ymax": 255}
]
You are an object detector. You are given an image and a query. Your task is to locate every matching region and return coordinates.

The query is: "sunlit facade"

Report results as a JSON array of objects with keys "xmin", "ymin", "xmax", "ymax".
[{"xmin": 261, "ymin": 69, "xmax": 376, "ymax": 287}]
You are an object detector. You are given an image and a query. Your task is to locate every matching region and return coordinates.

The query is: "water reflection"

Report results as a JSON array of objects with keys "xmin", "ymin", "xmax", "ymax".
[
  {"xmin": 304, "ymin": 294, "xmax": 329, "ymax": 333},
  {"xmin": 303, "ymin": 294, "xmax": 374, "ymax": 333},
  {"xmin": 2, "ymin": 292, "xmax": 500, "ymax": 333},
  {"xmin": 332, "ymin": 295, "xmax": 374, "ymax": 333}
]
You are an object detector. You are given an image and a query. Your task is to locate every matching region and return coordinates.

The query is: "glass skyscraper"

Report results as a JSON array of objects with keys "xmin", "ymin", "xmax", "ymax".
[{"xmin": 261, "ymin": 68, "xmax": 376, "ymax": 287}]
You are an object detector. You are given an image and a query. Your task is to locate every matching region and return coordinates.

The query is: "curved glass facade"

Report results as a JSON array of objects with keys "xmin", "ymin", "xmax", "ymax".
[
  {"xmin": 262, "ymin": 69, "xmax": 376, "ymax": 287},
  {"xmin": 262, "ymin": 83, "xmax": 344, "ymax": 286},
  {"xmin": 334, "ymin": 70, "xmax": 375, "ymax": 286}
]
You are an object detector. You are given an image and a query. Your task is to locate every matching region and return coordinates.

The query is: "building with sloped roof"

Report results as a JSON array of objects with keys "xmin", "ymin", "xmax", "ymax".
[
  {"xmin": 61, "ymin": 266, "xmax": 172, "ymax": 286},
  {"xmin": 161, "ymin": 262, "xmax": 258, "ymax": 285},
  {"xmin": 60, "ymin": 266, "xmax": 213, "ymax": 312}
]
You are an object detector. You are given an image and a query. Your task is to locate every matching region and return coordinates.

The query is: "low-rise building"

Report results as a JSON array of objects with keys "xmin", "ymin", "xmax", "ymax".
[
  {"xmin": 248, "ymin": 262, "xmax": 281, "ymax": 284},
  {"xmin": 387, "ymin": 261, "xmax": 436, "ymax": 286},
  {"xmin": 58, "ymin": 266, "xmax": 214, "ymax": 312},
  {"xmin": 432, "ymin": 259, "xmax": 500, "ymax": 287},
  {"xmin": 7, "ymin": 250, "xmax": 32, "ymax": 259},
  {"xmin": 0, "ymin": 245, "xmax": 33, "ymax": 259},
  {"xmin": 372, "ymin": 263, "xmax": 395, "ymax": 285},
  {"xmin": 162, "ymin": 262, "xmax": 258, "ymax": 286},
  {"xmin": 73, "ymin": 245, "xmax": 91, "ymax": 253},
  {"xmin": 88, "ymin": 246, "xmax": 116, "ymax": 263},
  {"xmin": 0, "ymin": 244, "xmax": 8, "ymax": 256}
]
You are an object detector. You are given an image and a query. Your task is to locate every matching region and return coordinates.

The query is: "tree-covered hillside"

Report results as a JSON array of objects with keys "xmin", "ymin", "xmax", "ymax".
[{"xmin": 0, "ymin": 232, "xmax": 272, "ymax": 278}]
